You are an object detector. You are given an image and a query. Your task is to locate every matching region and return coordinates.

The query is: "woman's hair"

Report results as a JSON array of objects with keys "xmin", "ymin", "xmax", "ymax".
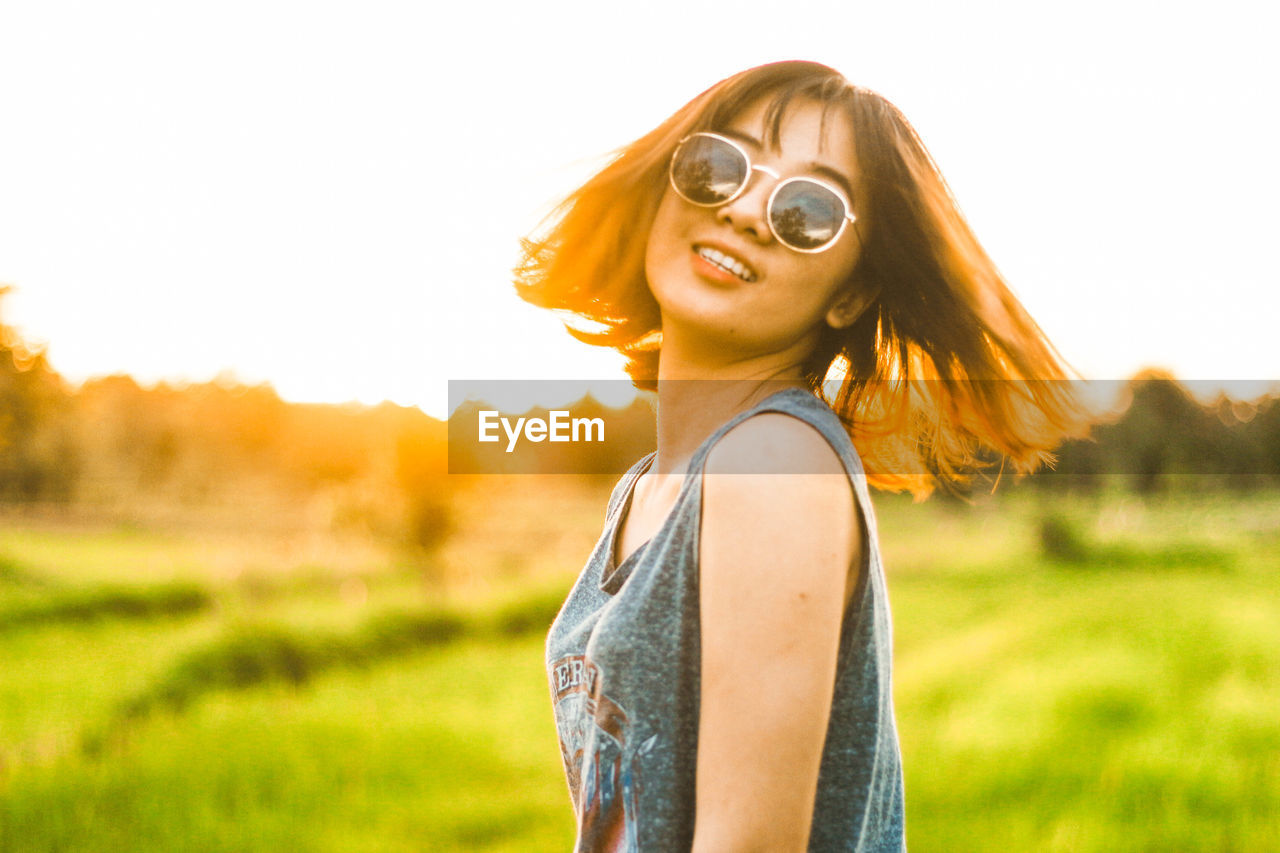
[{"xmin": 515, "ymin": 60, "xmax": 1085, "ymax": 497}]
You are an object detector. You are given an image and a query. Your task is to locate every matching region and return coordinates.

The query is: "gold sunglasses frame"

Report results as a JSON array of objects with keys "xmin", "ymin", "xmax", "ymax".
[{"xmin": 668, "ymin": 131, "xmax": 857, "ymax": 254}]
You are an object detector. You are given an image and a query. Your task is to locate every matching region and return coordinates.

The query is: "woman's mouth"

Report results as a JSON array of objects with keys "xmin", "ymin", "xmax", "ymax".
[{"xmin": 693, "ymin": 245, "xmax": 758, "ymax": 283}]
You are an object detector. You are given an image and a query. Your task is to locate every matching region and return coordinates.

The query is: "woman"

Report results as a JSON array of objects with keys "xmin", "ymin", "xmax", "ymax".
[{"xmin": 520, "ymin": 60, "xmax": 1080, "ymax": 852}]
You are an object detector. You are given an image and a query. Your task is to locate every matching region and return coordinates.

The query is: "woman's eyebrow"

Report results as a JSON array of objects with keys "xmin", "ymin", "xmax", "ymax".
[
  {"xmin": 719, "ymin": 128, "xmax": 857, "ymax": 202},
  {"xmin": 808, "ymin": 163, "xmax": 857, "ymax": 202},
  {"xmin": 719, "ymin": 127, "xmax": 764, "ymax": 150}
]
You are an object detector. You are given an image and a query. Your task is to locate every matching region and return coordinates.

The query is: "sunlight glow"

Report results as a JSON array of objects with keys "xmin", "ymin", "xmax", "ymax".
[{"xmin": 1, "ymin": 1, "xmax": 1276, "ymax": 419}]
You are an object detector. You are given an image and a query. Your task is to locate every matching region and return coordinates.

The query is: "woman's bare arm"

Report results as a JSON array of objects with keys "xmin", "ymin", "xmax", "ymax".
[{"xmin": 692, "ymin": 413, "xmax": 860, "ymax": 853}]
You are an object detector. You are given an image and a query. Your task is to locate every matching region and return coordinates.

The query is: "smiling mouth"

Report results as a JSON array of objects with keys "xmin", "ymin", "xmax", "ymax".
[{"xmin": 694, "ymin": 245, "xmax": 758, "ymax": 283}]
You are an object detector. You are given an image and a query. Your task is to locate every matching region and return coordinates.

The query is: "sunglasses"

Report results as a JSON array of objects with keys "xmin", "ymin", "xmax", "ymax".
[{"xmin": 668, "ymin": 131, "xmax": 857, "ymax": 254}]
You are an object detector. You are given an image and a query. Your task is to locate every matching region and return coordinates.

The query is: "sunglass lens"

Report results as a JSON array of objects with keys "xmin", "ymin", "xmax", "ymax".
[
  {"xmin": 770, "ymin": 181, "xmax": 845, "ymax": 251},
  {"xmin": 672, "ymin": 135, "xmax": 747, "ymax": 205}
]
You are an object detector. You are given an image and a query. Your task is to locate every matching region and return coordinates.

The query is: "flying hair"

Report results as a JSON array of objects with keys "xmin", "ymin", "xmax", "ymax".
[{"xmin": 515, "ymin": 60, "xmax": 1086, "ymax": 497}]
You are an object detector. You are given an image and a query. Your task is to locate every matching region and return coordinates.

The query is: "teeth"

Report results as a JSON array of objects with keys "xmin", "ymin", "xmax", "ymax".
[{"xmin": 697, "ymin": 246, "xmax": 757, "ymax": 282}]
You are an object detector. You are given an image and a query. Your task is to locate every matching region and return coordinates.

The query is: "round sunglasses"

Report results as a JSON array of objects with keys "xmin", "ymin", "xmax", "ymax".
[{"xmin": 668, "ymin": 131, "xmax": 857, "ymax": 254}]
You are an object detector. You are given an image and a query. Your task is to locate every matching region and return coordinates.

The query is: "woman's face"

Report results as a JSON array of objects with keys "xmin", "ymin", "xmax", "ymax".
[{"xmin": 644, "ymin": 96, "xmax": 869, "ymax": 364}]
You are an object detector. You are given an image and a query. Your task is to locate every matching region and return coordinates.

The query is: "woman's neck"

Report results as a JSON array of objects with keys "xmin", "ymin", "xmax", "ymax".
[{"xmin": 650, "ymin": 329, "xmax": 812, "ymax": 474}]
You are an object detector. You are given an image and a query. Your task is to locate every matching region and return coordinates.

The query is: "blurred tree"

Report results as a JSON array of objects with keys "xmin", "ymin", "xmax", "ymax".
[
  {"xmin": 0, "ymin": 286, "xmax": 80, "ymax": 502},
  {"xmin": 1243, "ymin": 395, "xmax": 1280, "ymax": 481},
  {"xmin": 1029, "ymin": 370, "xmax": 1279, "ymax": 492},
  {"xmin": 1107, "ymin": 372, "xmax": 1245, "ymax": 492},
  {"xmin": 393, "ymin": 409, "xmax": 452, "ymax": 554}
]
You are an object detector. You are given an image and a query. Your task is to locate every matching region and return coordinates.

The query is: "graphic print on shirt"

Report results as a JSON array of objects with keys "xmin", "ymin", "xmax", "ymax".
[{"xmin": 550, "ymin": 653, "xmax": 657, "ymax": 852}]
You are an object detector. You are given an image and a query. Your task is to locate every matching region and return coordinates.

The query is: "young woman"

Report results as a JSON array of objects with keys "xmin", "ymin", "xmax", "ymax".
[{"xmin": 520, "ymin": 60, "xmax": 1080, "ymax": 852}]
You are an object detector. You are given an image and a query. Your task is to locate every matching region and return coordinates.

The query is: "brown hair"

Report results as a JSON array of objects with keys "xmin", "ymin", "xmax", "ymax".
[{"xmin": 515, "ymin": 60, "xmax": 1084, "ymax": 496}]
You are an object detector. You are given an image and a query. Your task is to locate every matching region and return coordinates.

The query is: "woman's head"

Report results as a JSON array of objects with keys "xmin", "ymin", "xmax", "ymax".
[
  {"xmin": 517, "ymin": 60, "xmax": 1084, "ymax": 494},
  {"xmin": 644, "ymin": 92, "xmax": 871, "ymax": 371},
  {"xmin": 516, "ymin": 62, "xmax": 860, "ymax": 374}
]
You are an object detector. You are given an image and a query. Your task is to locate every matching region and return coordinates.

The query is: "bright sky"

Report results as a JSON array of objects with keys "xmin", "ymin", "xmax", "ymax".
[{"xmin": 1, "ymin": 1, "xmax": 1277, "ymax": 419}]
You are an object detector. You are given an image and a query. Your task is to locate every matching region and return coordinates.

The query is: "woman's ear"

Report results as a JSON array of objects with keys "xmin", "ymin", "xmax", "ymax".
[{"xmin": 825, "ymin": 283, "xmax": 880, "ymax": 329}]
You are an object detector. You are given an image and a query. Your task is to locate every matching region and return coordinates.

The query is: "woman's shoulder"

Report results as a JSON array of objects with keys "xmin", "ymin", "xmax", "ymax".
[
  {"xmin": 700, "ymin": 399, "xmax": 859, "ymax": 549},
  {"xmin": 704, "ymin": 405, "xmax": 849, "ymax": 478},
  {"xmin": 699, "ymin": 410, "xmax": 859, "ymax": 597}
]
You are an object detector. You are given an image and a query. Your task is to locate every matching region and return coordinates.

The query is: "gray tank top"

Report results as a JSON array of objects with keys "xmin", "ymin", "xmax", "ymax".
[{"xmin": 546, "ymin": 387, "xmax": 906, "ymax": 851}]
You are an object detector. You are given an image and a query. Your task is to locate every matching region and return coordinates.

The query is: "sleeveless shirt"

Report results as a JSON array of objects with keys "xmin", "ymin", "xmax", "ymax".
[{"xmin": 545, "ymin": 388, "xmax": 906, "ymax": 852}]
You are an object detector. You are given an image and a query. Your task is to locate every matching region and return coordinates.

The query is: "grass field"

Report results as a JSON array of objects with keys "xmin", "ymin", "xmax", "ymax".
[{"xmin": 1, "ymin": 480, "xmax": 1278, "ymax": 851}]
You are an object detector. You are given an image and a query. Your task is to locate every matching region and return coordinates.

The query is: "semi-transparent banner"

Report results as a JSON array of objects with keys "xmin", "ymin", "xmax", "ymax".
[{"xmin": 447, "ymin": 378, "xmax": 1280, "ymax": 477}]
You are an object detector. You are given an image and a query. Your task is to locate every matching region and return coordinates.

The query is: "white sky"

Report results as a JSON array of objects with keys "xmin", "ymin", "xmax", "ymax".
[{"xmin": 1, "ymin": 0, "xmax": 1277, "ymax": 418}]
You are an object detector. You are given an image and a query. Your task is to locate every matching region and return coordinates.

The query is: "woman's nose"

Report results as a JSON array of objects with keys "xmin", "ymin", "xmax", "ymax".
[{"xmin": 716, "ymin": 165, "xmax": 778, "ymax": 245}]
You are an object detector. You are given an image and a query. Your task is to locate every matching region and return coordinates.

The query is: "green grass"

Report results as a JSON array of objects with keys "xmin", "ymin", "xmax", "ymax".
[
  {"xmin": 893, "ymin": 565, "xmax": 1280, "ymax": 850},
  {"xmin": 0, "ymin": 616, "xmax": 227, "ymax": 769},
  {"xmin": 2, "ymin": 635, "xmax": 574, "ymax": 852},
  {"xmin": 0, "ymin": 486, "xmax": 1278, "ymax": 850},
  {"xmin": 0, "ymin": 581, "xmax": 213, "ymax": 632},
  {"xmin": 880, "ymin": 489, "xmax": 1280, "ymax": 850}
]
